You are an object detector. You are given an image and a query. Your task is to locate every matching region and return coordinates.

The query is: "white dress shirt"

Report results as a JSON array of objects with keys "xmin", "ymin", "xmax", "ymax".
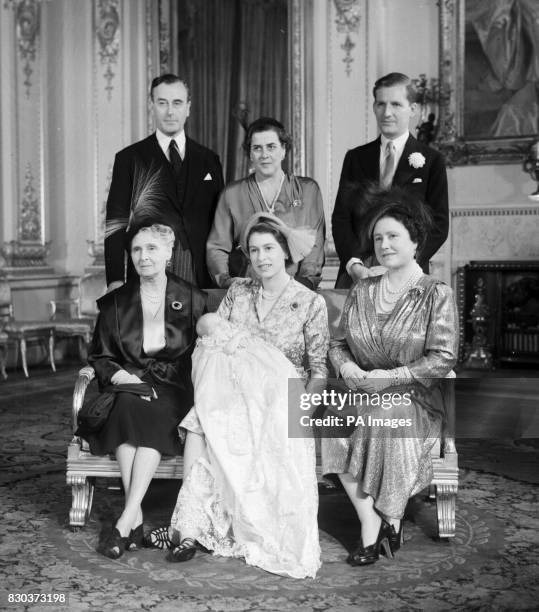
[{"xmin": 156, "ymin": 129, "xmax": 186, "ymax": 161}]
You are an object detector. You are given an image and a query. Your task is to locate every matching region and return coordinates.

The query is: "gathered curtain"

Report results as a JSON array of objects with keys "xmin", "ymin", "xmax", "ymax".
[{"xmin": 170, "ymin": 0, "xmax": 289, "ymax": 182}]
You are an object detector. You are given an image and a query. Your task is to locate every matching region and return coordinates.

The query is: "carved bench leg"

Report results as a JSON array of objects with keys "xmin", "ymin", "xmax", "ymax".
[
  {"xmin": 48, "ymin": 331, "xmax": 56, "ymax": 372},
  {"xmin": 20, "ymin": 338, "xmax": 29, "ymax": 378},
  {"xmin": 67, "ymin": 474, "xmax": 95, "ymax": 529},
  {"xmin": 435, "ymin": 483, "xmax": 457, "ymax": 538},
  {"xmin": 0, "ymin": 344, "xmax": 7, "ymax": 379}
]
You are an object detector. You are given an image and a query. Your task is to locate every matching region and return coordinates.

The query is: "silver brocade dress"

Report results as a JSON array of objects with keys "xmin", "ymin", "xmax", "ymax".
[
  {"xmin": 322, "ymin": 275, "xmax": 458, "ymax": 519},
  {"xmin": 170, "ymin": 278, "xmax": 329, "ymax": 578}
]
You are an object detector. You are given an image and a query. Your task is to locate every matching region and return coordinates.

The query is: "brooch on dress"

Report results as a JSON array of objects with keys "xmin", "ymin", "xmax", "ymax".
[
  {"xmin": 408, "ymin": 287, "xmax": 425, "ymax": 299},
  {"xmin": 171, "ymin": 301, "xmax": 183, "ymax": 311}
]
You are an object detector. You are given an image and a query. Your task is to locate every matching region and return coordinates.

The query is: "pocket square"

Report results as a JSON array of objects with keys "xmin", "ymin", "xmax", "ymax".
[
  {"xmin": 412, "ymin": 178, "xmax": 422, "ymax": 183},
  {"xmin": 204, "ymin": 173, "xmax": 212, "ymax": 181}
]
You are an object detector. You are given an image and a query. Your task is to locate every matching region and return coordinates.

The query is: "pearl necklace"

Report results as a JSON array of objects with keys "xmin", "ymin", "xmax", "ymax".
[
  {"xmin": 140, "ymin": 281, "xmax": 166, "ymax": 318},
  {"xmin": 259, "ymin": 277, "xmax": 290, "ymax": 302},
  {"xmin": 257, "ymin": 173, "xmax": 285, "ymax": 214},
  {"xmin": 376, "ymin": 265, "xmax": 423, "ymax": 313}
]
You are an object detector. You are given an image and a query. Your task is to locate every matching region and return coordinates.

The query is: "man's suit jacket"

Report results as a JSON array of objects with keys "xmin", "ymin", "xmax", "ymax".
[
  {"xmin": 105, "ymin": 133, "xmax": 224, "ymax": 288},
  {"xmin": 332, "ymin": 134, "xmax": 449, "ymax": 286}
]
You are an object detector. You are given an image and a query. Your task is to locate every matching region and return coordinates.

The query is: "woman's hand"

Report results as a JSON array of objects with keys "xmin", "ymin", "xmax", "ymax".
[
  {"xmin": 340, "ymin": 362, "xmax": 367, "ymax": 390},
  {"xmin": 357, "ymin": 369, "xmax": 391, "ymax": 393},
  {"xmin": 111, "ymin": 370, "xmax": 144, "ymax": 385}
]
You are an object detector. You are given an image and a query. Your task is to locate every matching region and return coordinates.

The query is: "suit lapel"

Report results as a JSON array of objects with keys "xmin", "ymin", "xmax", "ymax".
[
  {"xmin": 182, "ymin": 137, "xmax": 202, "ymax": 211},
  {"xmin": 363, "ymin": 138, "xmax": 380, "ymax": 181}
]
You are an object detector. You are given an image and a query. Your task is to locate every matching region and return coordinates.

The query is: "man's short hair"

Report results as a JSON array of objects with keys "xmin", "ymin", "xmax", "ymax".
[
  {"xmin": 372, "ymin": 72, "xmax": 418, "ymax": 104},
  {"xmin": 150, "ymin": 74, "xmax": 190, "ymax": 101}
]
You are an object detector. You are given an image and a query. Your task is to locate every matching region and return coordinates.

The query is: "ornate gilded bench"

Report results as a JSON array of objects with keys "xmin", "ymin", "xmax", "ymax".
[{"xmin": 66, "ymin": 289, "xmax": 458, "ymax": 538}]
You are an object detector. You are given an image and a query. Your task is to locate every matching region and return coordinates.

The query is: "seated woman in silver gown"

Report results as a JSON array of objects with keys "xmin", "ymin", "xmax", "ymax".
[{"xmin": 322, "ymin": 187, "xmax": 458, "ymax": 566}]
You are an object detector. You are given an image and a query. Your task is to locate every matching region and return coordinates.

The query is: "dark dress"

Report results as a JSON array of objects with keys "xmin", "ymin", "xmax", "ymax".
[{"xmin": 86, "ymin": 272, "xmax": 206, "ymax": 456}]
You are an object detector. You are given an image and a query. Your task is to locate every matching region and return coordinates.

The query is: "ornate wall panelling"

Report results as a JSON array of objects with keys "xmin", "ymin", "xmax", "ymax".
[
  {"xmin": 334, "ymin": 0, "xmax": 361, "ymax": 77},
  {"xmin": 1, "ymin": 0, "xmax": 51, "ymax": 273},
  {"xmin": 90, "ymin": 0, "xmax": 121, "ymax": 268},
  {"xmin": 435, "ymin": 203, "xmax": 539, "ymax": 288},
  {"xmin": 451, "ymin": 205, "xmax": 539, "ymax": 265},
  {"xmin": 90, "ymin": 0, "xmax": 149, "ymax": 270},
  {"xmin": 313, "ymin": 0, "xmax": 370, "ymax": 271}
]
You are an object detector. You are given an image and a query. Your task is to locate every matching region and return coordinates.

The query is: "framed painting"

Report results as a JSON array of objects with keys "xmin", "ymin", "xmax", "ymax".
[{"xmin": 436, "ymin": 0, "xmax": 538, "ymax": 165}]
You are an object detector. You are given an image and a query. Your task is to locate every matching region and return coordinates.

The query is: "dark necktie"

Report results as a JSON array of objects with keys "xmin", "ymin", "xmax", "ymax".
[{"xmin": 169, "ymin": 139, "xmax": 182, "ymax": 177}]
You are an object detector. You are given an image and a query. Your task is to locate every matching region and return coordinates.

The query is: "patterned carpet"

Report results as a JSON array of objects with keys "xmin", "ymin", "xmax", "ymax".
[{"xmin": 1, "ymin": 368, "xmax": 539, "ymax": 611}]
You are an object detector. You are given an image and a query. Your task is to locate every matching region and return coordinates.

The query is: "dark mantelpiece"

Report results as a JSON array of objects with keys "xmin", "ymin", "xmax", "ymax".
[{"xmin": 456, "ymin": 261, "xmax": 539, "ymax": 369}]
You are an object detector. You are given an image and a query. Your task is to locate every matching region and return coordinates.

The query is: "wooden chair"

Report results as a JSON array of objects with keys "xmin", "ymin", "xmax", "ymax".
[
  {"xmin": 49, "ymin": 272, "xmax": 106, "ymax": 362},
  {"xmin": 66, "ymin": 289, "xmax": 458, "ymax": 539},
  {"xmin": 0, "ymin": 277, "xmax": 56, "ymax": 378}
]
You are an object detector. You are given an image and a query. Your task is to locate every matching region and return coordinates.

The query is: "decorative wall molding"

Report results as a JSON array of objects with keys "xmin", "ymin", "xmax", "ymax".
[
  {"xmin": 333, "ymin": 0, "xmax": 360, "ymax": 77},
  {"xmin": 451, "ymin": 206, "xmax": 539, "ymax": 218},
  {"xmin": 450, "ymin": 204, "xmax": 539, "ymax": 270},
  {"xmin": 94, "ymin": 0, "xmax": 120, "ymax": 101},
  {"xmin": 290, "ymin": 0, "xmax": 306, "ymax": 176},
  {"xmin": 1, "ymin": 0, "xmax": 50, "ymax": 272},
  {"xmin": 4, "ymin": 0, "xmax": 41, "ymax": 97},
  {"xmin": 19, "ymin": 162, "xmax": 41, "ymax": 241}
]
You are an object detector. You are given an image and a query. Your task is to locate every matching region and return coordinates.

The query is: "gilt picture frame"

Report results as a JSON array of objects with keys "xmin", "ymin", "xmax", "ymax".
[{"xmin": 436, "ymin": 0, "xmax": 537, "ymax": 166}]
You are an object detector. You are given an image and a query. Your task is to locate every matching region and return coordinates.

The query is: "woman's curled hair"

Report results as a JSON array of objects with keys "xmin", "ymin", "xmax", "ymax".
[{"xmin": 363, "ymin": 185, "xmax": 433, "ymax": 253}]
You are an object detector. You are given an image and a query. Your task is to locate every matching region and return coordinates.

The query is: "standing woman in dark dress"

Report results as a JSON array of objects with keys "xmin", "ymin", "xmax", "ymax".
[{"xmin": 88, "ymin": 222, "xmax": 205, "ymax": 559}]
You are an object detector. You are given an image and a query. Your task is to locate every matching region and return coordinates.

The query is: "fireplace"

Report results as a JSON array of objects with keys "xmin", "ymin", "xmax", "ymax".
[{"xmin": 456, "ymin": 261, "xmax": 539, "ymax": 368}]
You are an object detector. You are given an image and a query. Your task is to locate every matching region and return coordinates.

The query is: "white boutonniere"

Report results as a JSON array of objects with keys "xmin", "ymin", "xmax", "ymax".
[{"xmin": 408, "ymin": 152, "xmax": 426, "ymax": 169}]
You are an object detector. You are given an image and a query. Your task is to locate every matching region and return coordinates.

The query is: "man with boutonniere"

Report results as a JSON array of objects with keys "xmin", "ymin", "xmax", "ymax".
[{"xmin": 332, "ymin": 72, "xmax": 449, "ymax": 288}]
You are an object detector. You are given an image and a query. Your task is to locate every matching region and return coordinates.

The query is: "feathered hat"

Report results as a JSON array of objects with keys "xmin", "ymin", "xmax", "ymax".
[{"xmin": 105, "ymin": 161, "xmax": 176, "ymax": 244}]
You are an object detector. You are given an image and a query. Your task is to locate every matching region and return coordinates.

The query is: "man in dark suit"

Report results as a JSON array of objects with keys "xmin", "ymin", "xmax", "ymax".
[
  {"xmin": 332, "ymin": 72, "xmax": 449, "ymax": 288},
  {"xmin": 105, "ymin": 74, "xmax": 224, "ymax": 290}
]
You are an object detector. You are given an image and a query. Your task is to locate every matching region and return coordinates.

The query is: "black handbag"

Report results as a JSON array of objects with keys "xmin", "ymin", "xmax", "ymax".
[{"xmin": 76, "ymin": 382, "xmax": 155, "ymax": 436}]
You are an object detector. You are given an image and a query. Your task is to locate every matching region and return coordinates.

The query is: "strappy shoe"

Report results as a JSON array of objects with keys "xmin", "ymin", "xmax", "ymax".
[
  {"xmin": 99, "ymin": 527, "xmax": 128, "ymax": 560},
  {"xmin": 144, "ymin": 526, "xmax": 173, "ymax": 550},
  {"xmin": 167, "ymin": 538, "xmax": 198, "ymax": 563},
  {"xmin": 347, "ymin": 520, "xmax": 393, "ymax": 566},
  {"xmin": 389, "ymin": 522, "xmax": 404, "ymax": 554},
  {"xmin": 126, "ymin": 524, "xmax": 144, "ymax": 551}
]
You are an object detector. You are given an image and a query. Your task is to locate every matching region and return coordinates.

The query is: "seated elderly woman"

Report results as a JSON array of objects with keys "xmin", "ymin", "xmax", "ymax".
[
  {"xmin": 322, "ymin": 187, "xmax": 458, "ymax": 566},
  {"xmin": 84, "ymin": 222, "xmax": 205, "ymax": 559},
  {"xmin": 206, "ymin": 116, "xmax": 325, "ymax": 290}
]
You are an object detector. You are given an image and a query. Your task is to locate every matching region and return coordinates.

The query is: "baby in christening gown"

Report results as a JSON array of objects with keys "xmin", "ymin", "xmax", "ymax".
[{"xmin": 169, "ymin": 312, "xmax": 321, "ymax": 579}]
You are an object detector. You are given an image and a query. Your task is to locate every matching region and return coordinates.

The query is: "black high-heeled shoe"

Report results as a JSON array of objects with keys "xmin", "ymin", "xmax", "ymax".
[
  {"xmin": 347, "ymin": 520, "xmax": 393, "ymax": 566},
  {"xmin": 99, "ymin": 527, "xmax": 128, "ymax": 560},
  {"xmin": 126, "ymin": 524, "xmax": 144, "ymax": 551},
  {"xmin": 167, "ymin": 537, "xmax": 198, "ymax": 563},
  {"xmin": 389, "ymin": 522, "xmax": 404, "ymax": 553}
]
